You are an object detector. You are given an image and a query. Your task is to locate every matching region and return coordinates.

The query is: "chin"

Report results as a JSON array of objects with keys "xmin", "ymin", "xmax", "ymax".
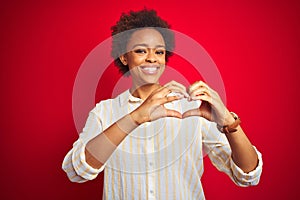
[{"xmin": 142, "ymin": 79, "xmax": 160, "ymax": 85}]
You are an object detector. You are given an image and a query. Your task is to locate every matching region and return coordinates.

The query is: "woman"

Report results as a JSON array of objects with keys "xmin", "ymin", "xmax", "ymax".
[{"xmin": 62, "ymin": 9, "xmax": 262, "ymax": 199}]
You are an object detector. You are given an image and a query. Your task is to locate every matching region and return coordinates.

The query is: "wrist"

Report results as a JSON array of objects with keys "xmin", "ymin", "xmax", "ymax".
[
  {"xmin": 116, "ymin": 114, "xmax": 139, "ymax": 134},
  {"xmin": 129, "ymin": 112, "xmax": 141, "ymax": 126},
  {"xmin": 223, "ymin": 112, "xmax": 236, "ymax": 126},
  {"xmin": 217, "ymin": 112, "xmax": 241, "ymax": 134},
  {"xmin": 129, "ymin": 110, "xmax": 146, "ymax": 125}
]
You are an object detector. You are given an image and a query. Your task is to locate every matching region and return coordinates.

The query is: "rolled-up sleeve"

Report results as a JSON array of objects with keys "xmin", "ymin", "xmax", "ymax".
[
  {"xmin": 229, "ymin": 146, "xmax": 263, "ymax": 186},
  {"xmin": 202, "ymin": 119, "xmax": 263, "ymax": 187},
  {"xmin": 62, "ymin": 139, "xmax": 105, "ymax": 182},
  {"xmin": 62, "ymin": 106, "xmax": 105, "ymax": 182}
]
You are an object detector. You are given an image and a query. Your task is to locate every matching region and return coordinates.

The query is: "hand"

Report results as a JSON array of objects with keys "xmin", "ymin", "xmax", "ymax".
[
  {"xmin": 182, "ymin": 81, "xmax": 235, "ymax": 126},
  {"xmin": 130, "ymin": 84, "xmax": 183, "ymax": 124}
]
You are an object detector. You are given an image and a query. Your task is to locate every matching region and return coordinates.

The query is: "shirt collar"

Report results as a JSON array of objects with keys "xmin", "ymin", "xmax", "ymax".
[
  {"xmin": 118, "ymin": 89, "xmax": 177, "ymax": 107},
  {"xmin": 119, "ymin": 89, "xmax": 142, "ymax": 106}
]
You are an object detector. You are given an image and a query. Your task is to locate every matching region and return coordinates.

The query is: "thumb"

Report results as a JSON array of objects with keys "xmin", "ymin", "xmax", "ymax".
[
  {"xmin": 182, "ymin": 108, "xmax": 201, "ymax": 118},
  {"xmin": 166, "ymin": 109, "xmax": 183, "ymax": 119},
  {"xmin": 182, "ymin": 108, "xmax": 213, "ymax": 121}
]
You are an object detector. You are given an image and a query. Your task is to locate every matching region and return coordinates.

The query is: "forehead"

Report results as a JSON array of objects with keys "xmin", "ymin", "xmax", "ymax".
[{"xmin": 126, "ymin": 28, "xmax": 165, "ymax": 50}]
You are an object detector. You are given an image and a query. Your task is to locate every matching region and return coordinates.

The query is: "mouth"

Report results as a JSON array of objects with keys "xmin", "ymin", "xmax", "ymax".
[{"xmin": 139, "ymin": 65, "xmax": 160, "ymax": 75}]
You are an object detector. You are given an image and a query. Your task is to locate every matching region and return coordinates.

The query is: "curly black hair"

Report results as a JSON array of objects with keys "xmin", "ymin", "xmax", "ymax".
[{"xmin": 111, "ymin": 9, "xmax": 175, "ymax": 76}]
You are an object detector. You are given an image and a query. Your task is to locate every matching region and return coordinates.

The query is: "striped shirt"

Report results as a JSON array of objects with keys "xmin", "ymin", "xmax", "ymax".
[{"xmin": 62, "ymin": 89, "xmax": 263, "ymax": 200}]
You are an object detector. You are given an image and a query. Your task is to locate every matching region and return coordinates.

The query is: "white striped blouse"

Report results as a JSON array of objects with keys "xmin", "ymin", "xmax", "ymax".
[{"xmin": 62, "ymin": 89, "xmax": 263, "ymax": 200}]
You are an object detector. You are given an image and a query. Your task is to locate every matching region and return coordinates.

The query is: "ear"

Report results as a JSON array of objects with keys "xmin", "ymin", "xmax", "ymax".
[{"xmin": 119, "ymin": 54, "xmax": 128, "ymax": 66}]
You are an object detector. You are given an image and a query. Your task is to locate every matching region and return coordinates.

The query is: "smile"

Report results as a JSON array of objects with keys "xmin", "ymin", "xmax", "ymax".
[{"xmin": 140, "ymin": 66, "xmax": 160, "ymax": 75}]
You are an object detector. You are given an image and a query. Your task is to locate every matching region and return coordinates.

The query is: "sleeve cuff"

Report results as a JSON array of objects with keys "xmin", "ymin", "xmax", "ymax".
[
  {"xmin": 72, "ymin": 139, "xmax": 105, "ymax": 180},
  {"xmin": 230, "ymin": 146, "xmax": 263, "ymax": 186}
]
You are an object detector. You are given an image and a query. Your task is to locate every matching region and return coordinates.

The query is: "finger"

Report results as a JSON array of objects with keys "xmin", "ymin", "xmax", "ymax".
[
  {"xmin": 197, "ymin": 81, "xmax": 218, "ymax": 97},
  {"xmin": 189, "ymin": 87, "xmax": 210, "ymax": 99},
  {"xmin": 189, "ymin": 94, "xmax": 212, "ymax": 104},
  {"xmin": 196, "ymin": 81, "xmax": 211, "ymax": 90},
  {"xmin": 164, "ymin": 81, "xmax": 189, "ymax": 98},
  {"xmin": 158, "ymin": 95, "xmax": 182, "ymax": 105},
  {"xmin": 167, "ymin": 85, "xmax": 189, "ymax": 98},
  {"xmin": 182, "ymin": 108, "xmax": 213, "ymax": 121},
  {"xmin": 149, "ymin": 106, "xmax": 182, "ymax": 121},
  {"xmin": 164, "ymin": 80, "xmax": 186, "ymax": 90},
  {"xmin": 188, "ymin": 81, "xmax": 202, "ymax": 92},
  {"xmin": 165, "ymin": 109, "xmax": 182, "ymax": 119},
  {"xmin": 189, "ymin": 81, "xmax": 211, "ymax": 94},
  {"xmin": 164, "ymin": 80, "xmax": 188, "ymax": 91},
  {"xmin": 152, "ymin": 86, "xmax": 172, "ymax": 98}
]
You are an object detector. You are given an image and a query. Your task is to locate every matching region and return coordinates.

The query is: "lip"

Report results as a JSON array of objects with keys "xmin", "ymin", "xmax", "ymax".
[{"xmin": 139, "ymin": 65, "xmax": 160, "ymax": 75}]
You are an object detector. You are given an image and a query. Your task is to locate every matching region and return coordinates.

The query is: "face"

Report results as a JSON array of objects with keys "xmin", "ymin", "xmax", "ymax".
[{"xmin": 119, "ymin": 28, "xmax": 166, "ymax": 87}]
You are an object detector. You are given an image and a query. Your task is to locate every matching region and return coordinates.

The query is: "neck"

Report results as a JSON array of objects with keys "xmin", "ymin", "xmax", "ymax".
[{"xmin": 130, "ymin": 83, "xmax": 161, "ymax": 100}]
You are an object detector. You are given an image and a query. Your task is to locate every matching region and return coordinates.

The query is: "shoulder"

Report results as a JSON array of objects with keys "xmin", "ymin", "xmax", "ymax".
[{"xmin": 92, "ymin": 89, "xmax": 129, "ymax": 113}]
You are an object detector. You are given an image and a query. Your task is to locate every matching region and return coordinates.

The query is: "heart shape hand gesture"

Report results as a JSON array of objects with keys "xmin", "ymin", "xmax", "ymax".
[{"xmin": 130, "ymin": 80, "xmax": 235, "ymax": 126}]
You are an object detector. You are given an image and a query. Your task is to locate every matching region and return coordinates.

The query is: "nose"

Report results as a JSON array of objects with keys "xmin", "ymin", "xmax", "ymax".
[{"xmin": 145, "ymin": 50, "xmax": 157, "ymax": 63}]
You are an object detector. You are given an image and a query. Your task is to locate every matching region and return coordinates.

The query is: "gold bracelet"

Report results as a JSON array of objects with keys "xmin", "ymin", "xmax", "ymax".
[{"xmin": 217, "ymin": 112, "xmax": 241, "ymax": 134}]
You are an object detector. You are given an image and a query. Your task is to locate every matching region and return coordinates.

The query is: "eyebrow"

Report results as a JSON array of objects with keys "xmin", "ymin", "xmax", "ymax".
[{"xmin": 131, "ymin": 43, "xmax": 166, "ymax": 49}]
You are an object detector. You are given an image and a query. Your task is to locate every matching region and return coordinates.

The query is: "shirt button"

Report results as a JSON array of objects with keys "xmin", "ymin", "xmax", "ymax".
[
  {"xmin": 149, "ymin": 162, "xmax": 153, "ymax": 166},
  {"xmin": 150, "ymin": 190, "xmax": 154, "ymax": 194}
]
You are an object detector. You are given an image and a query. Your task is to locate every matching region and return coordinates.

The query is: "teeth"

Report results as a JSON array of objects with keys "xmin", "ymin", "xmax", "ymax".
[{"xmin": 144, "ymin": 67, "xmax": 157, "ymax": 72}]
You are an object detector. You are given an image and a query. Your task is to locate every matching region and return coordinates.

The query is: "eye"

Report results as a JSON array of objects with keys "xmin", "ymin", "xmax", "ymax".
[
  {"xmin": 133, "ymin": 49, "xmax": 147, "ymax": 54},
  {"xmin": 155, "ymin": 49, "xmax": 166, "ymax": 55}
]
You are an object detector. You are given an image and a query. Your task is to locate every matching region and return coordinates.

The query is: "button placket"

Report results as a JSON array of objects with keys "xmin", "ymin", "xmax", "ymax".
[{"xmin": 146, "ymin": 133, "xmax": 156, "ymax": 199}]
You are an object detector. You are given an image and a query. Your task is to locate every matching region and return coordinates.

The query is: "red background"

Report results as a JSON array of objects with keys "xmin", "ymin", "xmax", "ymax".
[{"xmin": 1, "ymin": 0, "xmax": 299, "ymax": 199}]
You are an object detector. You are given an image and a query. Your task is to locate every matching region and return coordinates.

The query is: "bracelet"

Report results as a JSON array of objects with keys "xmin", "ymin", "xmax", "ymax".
[{"xmin": 217, "ymin": 112, "xmax": 241, "ymax": 134}]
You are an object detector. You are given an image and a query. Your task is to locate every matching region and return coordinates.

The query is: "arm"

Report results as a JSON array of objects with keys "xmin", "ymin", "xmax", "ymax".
[
  {"xmin": 64, "ymin": 104, "xmax": 179, "ymax": 182},
  {"xmin": 85, "ymin": 86, "xmax": 183, "ymax": 169},
  {"xmin": 62, "ymin": 84, "xmax": 185, "ymax": 182},
  {"xmin": 224, "ymin": 125, "xmax": 258, "ymax": 172},
  {"xmin": 62, "ymin": 110, "xmax": 145, "ymax": 181},
  {"xmin": 84, "ymin": 114, "xmax": 138, "ymax": 169},
  {"xmin": 201, "ymin": 118, "xmax": 263, "ymax": 186},
  {"xmin": 183, "ymin": 81, "xmax": 260, "ymax": 173}
]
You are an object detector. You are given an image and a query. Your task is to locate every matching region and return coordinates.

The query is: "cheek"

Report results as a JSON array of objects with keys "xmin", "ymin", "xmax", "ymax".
[
  {"xmin": 128, "ymin": 56, "xmax": 145, "ymax": 66},
  {"xmin": 160, "ymin": 56, "xmax": 166, "ymax": 64},
  {"xmin": 127, "ymin": 58, "xmax": 143, "ymax": 72}
]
